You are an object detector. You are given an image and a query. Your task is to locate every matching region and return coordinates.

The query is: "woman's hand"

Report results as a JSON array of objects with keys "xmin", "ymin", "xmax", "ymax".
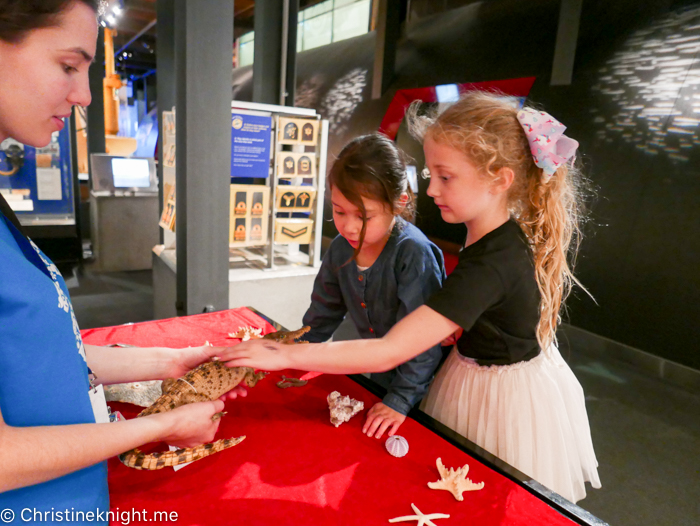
[
  {"xmin": 362, "ymin": 402, "xmax": 406, "ymax": 440},
  {"xmin": 215, "ymin": 338, "xmax": 294, "ymax": 372},
  {"xmin": 149, "ymin": 400, "xmax": 226, "ymax": 448},
  {"xmin": 162, "ymin": 346, "xmax": 248, "ymax": 401}
]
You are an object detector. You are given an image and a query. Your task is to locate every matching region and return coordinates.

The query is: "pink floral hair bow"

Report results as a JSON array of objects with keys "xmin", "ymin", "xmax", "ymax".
[{"xmin": 516, "ymin": 107, "xmax": 579, "ymax": 177}]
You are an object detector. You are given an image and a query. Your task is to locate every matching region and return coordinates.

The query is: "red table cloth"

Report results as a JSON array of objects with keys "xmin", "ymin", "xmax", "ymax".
[{"xmin": 82, "ymin": 308, "xmax": 576, "ymax": 526}]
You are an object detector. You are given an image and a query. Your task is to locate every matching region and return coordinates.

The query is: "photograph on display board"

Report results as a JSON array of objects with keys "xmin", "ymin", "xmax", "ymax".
[
  {"xmin": 229, "ymin": 184, "xmax": 270, "ymax": 246},
  {"xmin": 275, "ymin": 218, "xmax": 313, "ymax": 244},
  {"xmin": 233, "ymin": 217, "xmax": 246, "ymax": 242},
  {"xmin": 282, "ymin": 154, "xmax": 296, "ymax": 175},
  {"xmin": 275, "ymin": 186, "xmax": 316, "ymax": 212},
  {"xmin": 276, "ymin": 152, "xmax": 316, "ymax": 178},
  {"xmin": 300, "ymin": 120, "xmax": 318, "ymax": 144},
  {"xmin": 278, "ymin": 117, "xmax": 318, "ymax": 145},
  {"xmin": 278, "ymin": 190, "xmax": 296, "ymax": 210},
  {"xmin": 159, "ymin": 183, "xmax": 176, "ymax": 231},
  {"xmin": 297, "ymin": 155, "xmax": 313, "ymax": 176},
  {"xmin": 164, "ymin": 143, "xmax": 176, "ymax": 168},
  {"xmin": 278, "ymin": 118, "xmax": 300, "ymax": 144},
  {"xmin": 163, "ymin": 111, "xmax": 175, "ymax": 136},
  {"xmin": 36, "ymin": 154, "xmax": 52, "ymax": 168},
  {"xmin": 159, "ymin": 201, "xmax": 175, "ymax": 231},
  {"xmin": 251, "ymin": 192, "xmax": 264, "ymax": 215},
  {"xmin": 250, "ymin": 217, "xmax": 263, "ymax": 241},
  {"xmin": 295, "ymin": 190, "xmax": 312, "ymax": 209},
  {"xmin": 234, "ymin": 191, "xmax": 247, "ymax": 215}
]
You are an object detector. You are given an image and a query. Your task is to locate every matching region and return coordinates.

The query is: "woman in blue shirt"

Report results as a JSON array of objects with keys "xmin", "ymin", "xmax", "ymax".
[
  {"xmin": 0, "ymin": 1, "xmax": 244, "ymax": 519},
  {"xmin": 302, "ymin": 133, "xmax": 445, "ymax": 440}
]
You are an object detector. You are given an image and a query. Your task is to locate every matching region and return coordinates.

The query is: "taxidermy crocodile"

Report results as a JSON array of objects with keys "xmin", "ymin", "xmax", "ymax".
[{"xmin": 119, "ymin": 327, "xmax": 310, "ymax": 470}]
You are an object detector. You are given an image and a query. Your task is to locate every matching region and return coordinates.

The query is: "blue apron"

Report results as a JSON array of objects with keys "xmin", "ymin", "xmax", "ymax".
[{"xmin": 0, "ymin": 215, "xmax": 109, "ymax": 523}]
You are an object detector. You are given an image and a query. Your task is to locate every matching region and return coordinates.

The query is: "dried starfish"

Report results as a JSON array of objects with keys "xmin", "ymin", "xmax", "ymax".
[
  {"xmin": 427, "ymin": 457, "xmax": 485, "ymax": 501},
  {"xmin": 228, "ymin": 326, "xmax": 263, "ymax": 341},
  {"xmin": 389, "ymin": 504, "xmax": 449, "ymax": 526}
]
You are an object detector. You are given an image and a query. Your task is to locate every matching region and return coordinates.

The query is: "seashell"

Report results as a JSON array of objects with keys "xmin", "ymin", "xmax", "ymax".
[
  {"xmin": 385, "ymin": 435, "xmax": 409, "ymax": 458},
  {"xmin": 327, "ymin": 391, "xmax": 364, "ymax": 427}
]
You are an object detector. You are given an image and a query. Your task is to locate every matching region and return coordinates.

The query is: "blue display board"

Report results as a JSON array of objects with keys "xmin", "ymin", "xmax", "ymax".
[
  {"xmin": 0, "ymin": 123, "xmax": 74, "ymax": 216},
  {"xmin": 231, "ymin": 113, "xmax": 272, "ymax": 179}
]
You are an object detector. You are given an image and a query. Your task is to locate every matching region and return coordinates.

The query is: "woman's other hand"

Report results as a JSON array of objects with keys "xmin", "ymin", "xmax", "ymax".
[{"xmin": 151, "ymin": 400, "xmax": 226, "ymax": 448}]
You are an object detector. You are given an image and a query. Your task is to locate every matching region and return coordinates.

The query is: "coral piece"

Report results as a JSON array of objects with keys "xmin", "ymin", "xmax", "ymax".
[
  {"xmin": 327, "ymin": 391, "xmax": 364, "ymax": 427},
  {"xmin": 385, "ymin": 435, "xmax": 409, "ymax": 458},
  {"xmin": 104, "ymin": 380, "xmax": 163, "ymax": 408},
  {"xmin": 427, "ymin": 457, "xmax": 485, "ymax": 501},
  {"xmin": 389, "ymin": 504, "xmax": 449, "ymax": 525},
  {"xmin": 228, "ymin": 326, "xmax": 263, "ymax": 341}
]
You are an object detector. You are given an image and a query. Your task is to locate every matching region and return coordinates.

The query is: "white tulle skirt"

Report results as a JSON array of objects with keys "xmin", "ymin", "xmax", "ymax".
[{"xmin": 421, "ymin": 346, "xmax": 601, "ymax": 504}]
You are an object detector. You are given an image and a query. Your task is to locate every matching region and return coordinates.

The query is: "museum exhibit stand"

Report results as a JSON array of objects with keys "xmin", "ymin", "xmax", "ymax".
[{"xmin": 153, "ymin": 101, "xmax": 329, "ymax": 328}]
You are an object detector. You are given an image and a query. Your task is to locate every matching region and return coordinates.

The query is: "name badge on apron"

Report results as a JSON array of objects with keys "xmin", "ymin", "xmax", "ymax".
[{"xmin": 88, "ymin": 384, "xmax": 111, "ymax": 424}]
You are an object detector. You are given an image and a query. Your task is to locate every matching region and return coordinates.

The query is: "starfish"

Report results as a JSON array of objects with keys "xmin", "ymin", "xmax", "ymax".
[
  {"xmin": 427, "ymin": 458, "xmax": 484, "ymax": 501},
  {"xmin": 389, "ymin": 503, "xmax": 449, "ymax": 526}
]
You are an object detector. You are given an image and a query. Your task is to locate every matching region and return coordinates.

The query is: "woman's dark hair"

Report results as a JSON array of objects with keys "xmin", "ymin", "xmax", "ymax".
[
  {"xmin": 329, "ymin": 132, "xmax": 415, "ymax": 260},
  {"xmin": 0, "ymin": 0, "xmax": 100, "ymax": 43}
]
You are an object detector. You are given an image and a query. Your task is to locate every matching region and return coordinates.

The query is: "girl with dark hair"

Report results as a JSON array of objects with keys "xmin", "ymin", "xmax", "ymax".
[
  {"xmin": 222, "ymin": 94, "xmax": 601, "ymax": 504},
  {"xmin": 301, "ymin": 133, "xmax": 445, "ymax": 439},
  {"xmin": 0, "ymin": 1, "xmax": 245, "ymax": 517}
]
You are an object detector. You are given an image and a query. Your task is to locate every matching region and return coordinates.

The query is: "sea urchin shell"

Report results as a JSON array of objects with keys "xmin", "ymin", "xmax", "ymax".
[{"xmin": 385, "ymin": 435, "xmax": 409, "ymax": 458}]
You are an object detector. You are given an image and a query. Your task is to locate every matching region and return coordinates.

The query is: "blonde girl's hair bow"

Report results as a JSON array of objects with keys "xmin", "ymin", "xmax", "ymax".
[{"xmin": 516, "ymin": 107, "xmax": 579, "ymax": 178}]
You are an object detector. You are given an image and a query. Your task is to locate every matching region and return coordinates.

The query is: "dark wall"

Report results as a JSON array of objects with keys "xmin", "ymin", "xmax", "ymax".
[{"xmin": 231, "ymin": 0, "xmax": 700, "ymax": 369}]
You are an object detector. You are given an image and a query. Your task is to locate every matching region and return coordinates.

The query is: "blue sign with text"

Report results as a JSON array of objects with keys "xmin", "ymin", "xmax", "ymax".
[{"xmin": 231, "ymin": 113, "xmax": 272, "ymax": 179}]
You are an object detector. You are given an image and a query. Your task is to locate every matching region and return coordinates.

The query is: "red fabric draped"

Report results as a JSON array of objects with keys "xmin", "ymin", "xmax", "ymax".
[
  {"xmin": 378, "ymin": 77, "xmax": 537, "ymax": 140},
  {"xmin": 82, "ymin": 308, "xmax": 575, "ymax": 526}
]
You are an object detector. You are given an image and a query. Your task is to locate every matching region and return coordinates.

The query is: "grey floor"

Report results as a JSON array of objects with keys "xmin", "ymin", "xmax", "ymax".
[{"xmin": 69, "ymin": 269, "xmax": 700, "ymax": 526}]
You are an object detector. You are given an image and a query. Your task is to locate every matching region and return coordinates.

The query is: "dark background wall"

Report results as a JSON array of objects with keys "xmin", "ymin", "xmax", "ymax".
[{"xmin": 232, "ymin": 0, "xmax": 700, "ymax": 369}]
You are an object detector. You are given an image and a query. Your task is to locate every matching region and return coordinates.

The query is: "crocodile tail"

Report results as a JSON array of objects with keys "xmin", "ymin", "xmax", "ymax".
[{"xmin": 119, "ymin": 436, "xmax": 246, "ymax": 470}]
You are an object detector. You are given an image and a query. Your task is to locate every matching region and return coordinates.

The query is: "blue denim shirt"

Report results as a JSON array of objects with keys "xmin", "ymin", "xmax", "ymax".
[{"xmin": 302, "ymin": 218, "xmax": 446, "ymax": 415}]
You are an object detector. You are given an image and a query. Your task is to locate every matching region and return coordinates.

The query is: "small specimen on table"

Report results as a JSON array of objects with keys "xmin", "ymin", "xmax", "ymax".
[
  {"xmin": 262, "ymin": 326, "xmax": 311, "ymax": 344},
  {"xmin": 119, "ymin": 362, "xmax": 267, "ymax": 470},
  {"xmin": 228, "ymin": 326, "xmax": 263, "ymax": 341},
  {"xmin": 276, "ymin": 375, "xmax": 308, "ymax": 388},
  {"xmin": 228, "ymin": 326, "xmax": 310, "ymax": 344},
  {"xmin": 104, "ymin": 380, "xmax": 163, "ymax": 408},
  {"xmin": 385, "ymin": 435, "xmax": 409, "ymax": 458},
  {"xmin": 327, "ymin": 391, "xmax": 364, "ymax": 427},
  {"xmin": 389, "ymin": 503, "xmax": 449, "ymax": 526},
  {"xmin": 427, "ymin": 457, "xmax": 485, "ymax": 501}
]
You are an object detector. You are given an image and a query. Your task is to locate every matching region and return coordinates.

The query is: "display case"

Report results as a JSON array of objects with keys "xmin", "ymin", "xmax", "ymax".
[
  {"xmin": 153, "ymin": 102, "xmax": 328, "ymax": 326},
  {"xmin": 0, "ymin": 119, "xmax": 81, "ymax": 266},
  {"xmin": 228, "ymin": 101, "xmax": 328, "ymax": 270}
]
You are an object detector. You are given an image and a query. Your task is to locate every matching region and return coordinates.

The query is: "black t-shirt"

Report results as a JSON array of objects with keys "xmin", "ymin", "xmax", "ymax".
[{"xmin": 426, "ymin": 220, "xmax": 541, "ymax": 365}]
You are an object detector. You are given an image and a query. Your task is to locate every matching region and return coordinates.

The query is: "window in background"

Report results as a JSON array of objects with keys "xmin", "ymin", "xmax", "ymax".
[
  {"xmin": 238, "ymin": 31, "xmax": 255, "ymax": 67},
  {"xmin": 236, "ymin": 0, "xmax": 371, "ymax": 66},
  {"xmin": 333, "ymin": 0, "xmax": 371, "ymax": 42}
]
